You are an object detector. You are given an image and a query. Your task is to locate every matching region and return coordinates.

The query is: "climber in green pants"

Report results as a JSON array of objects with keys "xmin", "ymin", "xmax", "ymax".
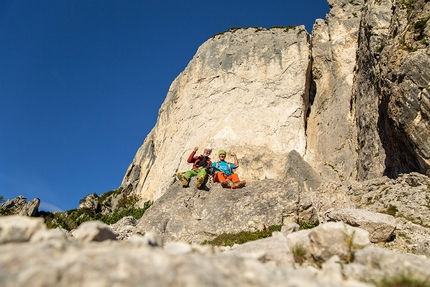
[{"xmin": 176, "ymin": 146, "xmax": 212, "ymax": 189}]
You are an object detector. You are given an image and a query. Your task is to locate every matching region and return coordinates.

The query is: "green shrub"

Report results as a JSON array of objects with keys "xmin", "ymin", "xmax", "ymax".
[
  {"xmin": 300, "ymin": 222, "xmax": 317, "ymax": 230},
  {"xmin": 291, "ymin": 243, "xmax": 307, "ymax": 264},
  {"xmin": 99, "ymin": 188, "xmax": 122, "ymax": 204},
  {"xmin": 41, "ymin": 186, "xmax": 153, "ymax": 231},
  {"xmin": 98, "ymin": 201, "xmax": 153, "ymax": 225},
  {"xmin": 202, "ymin": 225, "xmax": 281, "ymax": 246},
  {"xmin": 116, "ymin": 194, "xmax": 140, "ymax": 209},
  {"xmin": 381, "ymin": 204, "xmax": 398, "ymax": 216}
]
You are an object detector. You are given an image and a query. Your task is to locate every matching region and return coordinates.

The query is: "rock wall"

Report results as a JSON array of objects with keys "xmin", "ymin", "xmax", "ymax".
[
  {"xmin": 377, "ymin": 0, "xmax": 430, "ymax": 177},
  {"xmin": 122, "ymin": 27, "xmax": 311, "ymax": 202},
  {"xmin": 122, "ymin": 0, "xmax": 430, "ymax": 202},
  {"xmin": 304, "ymin": 0, "xmax": 364, "ymax": 181}
]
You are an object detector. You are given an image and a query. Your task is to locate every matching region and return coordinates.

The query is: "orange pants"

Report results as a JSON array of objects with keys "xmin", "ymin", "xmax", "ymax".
[{"xmin": 213, "ymin": 172, "xmax": 240, "ymax": 184}]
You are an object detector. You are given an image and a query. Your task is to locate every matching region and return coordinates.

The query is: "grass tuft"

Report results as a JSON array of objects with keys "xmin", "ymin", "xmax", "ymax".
[{"xmin": 202, "ymin": 225, "xmax": 281, "ymax": 246}]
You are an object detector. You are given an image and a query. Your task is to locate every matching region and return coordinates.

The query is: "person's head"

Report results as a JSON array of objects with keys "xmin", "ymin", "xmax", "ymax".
[
  {"xmin": 218, "ymin": 149, "xmax": 226, "ymax": 161},
  {"xmin": 203, "ymin": 146, "xmax": 212, "ymax": 156}
]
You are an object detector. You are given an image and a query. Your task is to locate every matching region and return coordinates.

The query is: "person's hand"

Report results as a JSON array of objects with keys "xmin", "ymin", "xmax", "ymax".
[
  {"xmin": 193, "ymin": 147, "xmax": 198, "ymax": 152},
  {"xmin": 231, "ymin": 152, "xmax": 236, "ymax": 157}
]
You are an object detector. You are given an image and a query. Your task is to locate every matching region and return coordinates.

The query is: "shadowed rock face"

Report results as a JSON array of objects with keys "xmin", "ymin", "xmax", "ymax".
[
  {"xmin": 377, "ymin": 0, "xmax": 430, "ymax": 177},
  {"xmin": 353, "ymin": 0, "xmax": 430, "ymax": 179}
]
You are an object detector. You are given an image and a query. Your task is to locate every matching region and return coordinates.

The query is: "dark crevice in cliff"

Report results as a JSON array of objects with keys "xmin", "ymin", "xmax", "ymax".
[
  {"xmin": 304, "ymin": 57, "xmax": 316, "ymax": 135},
  {"xmin": 379, "ymin": 92, "xmax": 422, "ymax": 179}
]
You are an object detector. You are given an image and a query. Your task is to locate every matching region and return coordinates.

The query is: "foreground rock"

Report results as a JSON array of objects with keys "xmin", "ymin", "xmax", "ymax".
[{"xmin": 1, "ymin": 215, "xmax": 430, "ymax": 287}]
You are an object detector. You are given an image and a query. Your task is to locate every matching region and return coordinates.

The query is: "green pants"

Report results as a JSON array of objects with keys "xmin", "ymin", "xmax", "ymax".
[{"xmin": 183, "ymin": 168, "xmax": 208, "ymax": 180}]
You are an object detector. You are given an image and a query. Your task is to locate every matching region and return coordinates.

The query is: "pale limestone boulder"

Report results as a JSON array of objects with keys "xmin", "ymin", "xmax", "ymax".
[
  {"xmin": 346, "ymin": 246, "xmax": 430, "ymax": 283},
  {"xmin": 121, "ymin": 26, "xmax": 311, "ymax": 202},
  {"xmin": 309, "ymin": 222, "xmax": 371, "ymax": 263},
  {"xmin": 318, "ymin": 255, "xmax": 344, "ymax": 283},
  {"xmin": 30, "ymin": 228, "xmax": 68, "ymax": 242},
  {"xmin": 71, "ymin": 221, "xmax": 117, "ymax": 242},
  {"xmin": 325, "ymin": 209, "xmax": 396, "ymax": 243},
  {"xmin": 0, "ymin": 215, "xmax": 46, "ymax": 244},
  {"xmin": 164, "ymin": 241, "xmax": 193, "ymax": 255},
  {"xmin": 229, "ymin": 232, "xmax": 295, "ymax": 267},
  {"xmin": 125, "ymin": 232, "xmax": 163, "ymax": 248},
  {"xmin": 0, "ymin": 240, "xmax": 343, "ymax": 287}
]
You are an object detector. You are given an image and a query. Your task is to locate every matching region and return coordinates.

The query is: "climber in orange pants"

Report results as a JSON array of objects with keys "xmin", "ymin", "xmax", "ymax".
[{"xmin": 211, "ymin": 150, "xmax": 246, "ymax": 189}]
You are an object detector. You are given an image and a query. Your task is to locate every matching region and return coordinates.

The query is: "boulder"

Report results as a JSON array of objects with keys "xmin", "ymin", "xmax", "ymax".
[
  {"xmin": 308, "ymin": 222, "xmax": 371, "ymax": 263},
  {"xmin": 134, "ymin": 179, "xmax": 301, "ymax": 244},
  {"xmin": 71, "ymin": 221, "xmax": 117, "ymax": 242},
  {"xmin": 109, "ymin": 216, "xmax": 136, "ymax": 241},
  {"xmin": 229, "ymin": 232, "xmax": 295, "ymax": 267},
  {"xmin": 0, "ymin": 215, "xmax": 46, "ymax": 244},
  {"xmin": 325, "ymin": 209, "xmax": 396, "ymax": 243},
  {"xmin": 345, "ymin": 246, "xmax": 430, "ymax": 283}
]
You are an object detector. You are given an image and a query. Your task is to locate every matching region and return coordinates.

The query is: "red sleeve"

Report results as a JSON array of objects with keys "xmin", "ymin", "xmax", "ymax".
[{"xmin": 187, "ymin": 150, "xmax": 197, "ymax": 163}]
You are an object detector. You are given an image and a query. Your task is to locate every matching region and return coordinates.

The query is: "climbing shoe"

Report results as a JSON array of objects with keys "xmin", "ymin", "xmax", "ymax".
[
  {"xmin": 220, "ymin": 181, "xmax": 230, "ymax": 188},
  {"xmin": 232, "ymin": 181, "xmax": 246, "ymax": 189},
  {"xmin": 196, "ymin": 176, "xmax": 205, "ymax": 189},
  {"xmin": 176, "ymin": 172, "xmax": 189, "ymax": 187}
]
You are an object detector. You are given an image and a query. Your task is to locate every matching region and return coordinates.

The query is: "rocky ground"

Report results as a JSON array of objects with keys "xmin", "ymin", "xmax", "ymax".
[{"xmin": 1, "ymin": 172, "xmax": 429, "ymax": 286}]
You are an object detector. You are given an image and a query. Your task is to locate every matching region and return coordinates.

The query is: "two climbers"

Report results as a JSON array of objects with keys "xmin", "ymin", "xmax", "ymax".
[
  {"xmin": 176, "ymin": 146, "xmax": 212, "ymax": 189},
  {"xmin": 212, "ymin": 150, "xmax": 246, "ymax": 189},
  {"xmin": 176, "ymin": 147, "xmax": 246, "ymax": 190}
]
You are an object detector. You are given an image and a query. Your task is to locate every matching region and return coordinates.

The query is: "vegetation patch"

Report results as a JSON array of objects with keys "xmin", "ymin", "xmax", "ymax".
[
  {"xmin": 343, "ymin": 225, "xmax": 365, "ymax": 263},
  {"xmin": 43, "ymin": 200, "xmax": 153, "ymax": 231},
  {"xmin": 381, "ymin": 204, "xmax": 398, "ymax": 216},
  {"xmin": 400, "ymin": 0, "xmax": 415, "ymax": 17},
  {"xmin": 291, "ymin": 243, "xmax": 307, "ymax": 264},
  {"xmin": 99, "ymin": 188, "xmax": 122, "ymax": 205},
  {"xmin": 373, "ymin": 273, "xmax": 429, "ymax": 287},
  {"xmin": 299, "ymin": 221, "xmax": 317, "ymax": 230},
  {"xmin": 202, "ymin": 225, "xmax": 281, "ymax": 247},
  {"xmin": 37, "ymin": 188, "xmax": 153, "ymax": 231},
  {"xmin": 270, "ymin": 25, "xmax": 296, "ymax": 32}
]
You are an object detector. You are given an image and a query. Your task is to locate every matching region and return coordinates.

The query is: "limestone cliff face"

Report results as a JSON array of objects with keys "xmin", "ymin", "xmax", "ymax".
[
  {"xmin": 303, "ymin": 0, "xmax": 430, "ymax": 181},
  {"xmin": 351, "ymin": 0, "xmax": 430, "ymax": 179},
  {"xmin": 122, "ymin": 0, "xmax": 430, "ymax": 202},
  {"xmin": 305, "ymin": 0, "xmax": 364, "ymax": 181},
  {"xmin": 122, "ymin": 27, "xmax": 311, "ymax": 201}
]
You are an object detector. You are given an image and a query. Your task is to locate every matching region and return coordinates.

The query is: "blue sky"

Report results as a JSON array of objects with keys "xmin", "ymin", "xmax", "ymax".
[{"xmin": 1, "ymin": 1, "xmax": 329, "ymax": 212}]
